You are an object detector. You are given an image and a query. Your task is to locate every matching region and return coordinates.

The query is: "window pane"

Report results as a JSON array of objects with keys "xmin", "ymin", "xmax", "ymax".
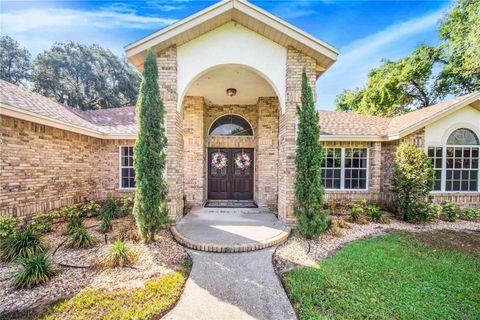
[
  {"xmin": 447, "ymin": 128, "xmax": 479, "ymax": 145},
  {"xmin": 209, "ymin": 115, "xmax": 253, "ymax": 136}
]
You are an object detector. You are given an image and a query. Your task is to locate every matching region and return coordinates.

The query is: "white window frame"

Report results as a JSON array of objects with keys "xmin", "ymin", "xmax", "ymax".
[
  {"xmin": 322, "ymin": 147, "xmax": 369, "ymax": 191},
  {"xmin": 429, "ymin": 144, "xmax": 480, "ymax": 193},
  {"xmin": 119, "ymin": 146, "xmax": 136, "ymax": 190}
]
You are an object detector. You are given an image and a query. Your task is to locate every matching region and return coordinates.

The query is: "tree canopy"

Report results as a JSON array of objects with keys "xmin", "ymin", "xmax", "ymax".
[
  {"xmin": 32, "ymin": 42, "xmax": 140, "ymax": 110},
  {"xmin": 335, "ymin": 0, "xmax": 479, "ymax": 116},
  {"xmin": 0, "ymin": 36, "xmax": 31, "ymax": 85},
  {"xmin": 0, "ymin": 37, "xmax": 140, "ymax": 110}
]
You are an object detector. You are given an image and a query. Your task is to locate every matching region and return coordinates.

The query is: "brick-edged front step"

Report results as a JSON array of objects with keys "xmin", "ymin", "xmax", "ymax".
[{"xmin": 170, "ymin": 225, "xmax": 291, "ymax": 253}]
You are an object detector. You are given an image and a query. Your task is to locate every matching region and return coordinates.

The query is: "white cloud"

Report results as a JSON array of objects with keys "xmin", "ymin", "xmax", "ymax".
[
  {"xmin": 0, "ymin": 7, "xmax": 177, "ymax": 33},
  {"xmin": 316, "ymin": 5, "xmax": 448, "ymax": 110}
]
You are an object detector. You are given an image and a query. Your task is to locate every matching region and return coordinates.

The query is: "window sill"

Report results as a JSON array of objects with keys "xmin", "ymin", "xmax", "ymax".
[
  {"xmin": 118, "ymin": 188, "xmax": 136, "ymax": 192},
  {"xmin": 325, "ymin": 189, "xmax": 369, "ymax": 192}
]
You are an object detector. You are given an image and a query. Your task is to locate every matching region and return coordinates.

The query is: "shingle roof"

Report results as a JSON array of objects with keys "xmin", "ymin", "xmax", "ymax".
[
  {"xmin": 319, "ymin": 92, "xmax": 479, "ymax": 138},
  {"xmin": 0, "ymin": 80, "xmax": 136, "ymax": 136},
  {"xmin": 1, "ymin": 79, "xmax": 478, "ymax": 140}
]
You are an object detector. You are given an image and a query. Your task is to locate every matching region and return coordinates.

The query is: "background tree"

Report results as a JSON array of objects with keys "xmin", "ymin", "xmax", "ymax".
[
  {"xmin": 392, "ymin": 142, "xmax": 435, "ymax": 222},
  {"xmin": 0, "ymin": 36, "xmax": 31, "ymax": 85},
  {"xmin": 335, "ymin": 0, "xmax": 479, "ymax": 116},
  {"xmin": 437, "ymin": 0, "xmax": 480, "ymax": 95},
  {"xmin": 133, "ymin": 51, "xmax": 168, "ymax": 243},
  {"xmin": 294, "ymin": 69, "xmax": 330, "ymax": 239},
  {"xmin": 32, "ymin": 42, "xmax": 140, "ymax": 110}
]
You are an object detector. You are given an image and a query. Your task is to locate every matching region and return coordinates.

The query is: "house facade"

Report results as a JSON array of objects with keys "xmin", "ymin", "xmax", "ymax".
[{"xmin": 1, "ymin": 0, "xmax": 479, "ymax": 224}]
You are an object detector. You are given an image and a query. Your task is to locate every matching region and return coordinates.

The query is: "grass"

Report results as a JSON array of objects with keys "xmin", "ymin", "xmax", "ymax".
[
  {"xmin": 42, "ymin": 271, "xmax": 187, "ymax": 320},
  {"xmin": 284, "ymin": 232, "xmax": 480, "ymax": 320}
]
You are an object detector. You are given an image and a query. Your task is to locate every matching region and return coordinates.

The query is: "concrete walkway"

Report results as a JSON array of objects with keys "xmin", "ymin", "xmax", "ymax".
[{"xmin": 164, "ymin": 247, "xmax": 296, "ymax": 320}]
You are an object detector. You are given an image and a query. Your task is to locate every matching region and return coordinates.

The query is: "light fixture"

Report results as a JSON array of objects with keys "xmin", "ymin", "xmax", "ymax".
[{"xmin": 226, "ymin": 88, "xmax": 237, "ymax": 97}]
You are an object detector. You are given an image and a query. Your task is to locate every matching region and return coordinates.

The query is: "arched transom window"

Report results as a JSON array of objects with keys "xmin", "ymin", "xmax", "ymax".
[
  {"xmin": 209, "ymin": 114, "xmax": 253, "ymax": 136},
  {"xmin": 428, "ymin": 128, "xmax": 479, "ymax": 192}
]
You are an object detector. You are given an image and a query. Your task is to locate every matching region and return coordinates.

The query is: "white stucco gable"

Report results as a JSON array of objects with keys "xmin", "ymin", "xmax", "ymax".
[
  {"xmin": 425, "ymin": 105, "xmax": 480, "ymax": 146},
  {"xmin": 177, "ymin": 22, "xmax": 286, "ymax": 111}
]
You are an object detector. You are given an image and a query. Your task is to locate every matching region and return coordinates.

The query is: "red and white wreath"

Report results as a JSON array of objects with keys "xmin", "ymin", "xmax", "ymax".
[
  {"xmin": 235, "ymin": 153, "xmax": 251, "ymax": 170},
  {"xmin": 211, "ymin": 152, "xmax": 228, "ymax": 170}
]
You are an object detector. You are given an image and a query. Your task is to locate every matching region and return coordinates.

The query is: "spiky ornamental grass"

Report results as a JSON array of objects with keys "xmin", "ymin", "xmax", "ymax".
[
  {"xmin": 13, "ymin": 251, "xmax": 58, "ymax": 289},
  {"xmin": 66, "ymin": 227, "xmax": 96, "ymax": 249},
  {"xmin": 294, "ymin": 69, "xmax": 330, "ymax": 239},
  {"xmin": 0, "ymin": 227, "xmax": 45, "ymax": 262},
  {"xmin": 133, "ymin": 51, "xmax": 169, "ymax": 243},
  {"xmin": 96, "ymin": 239, "xmax": 137, "ymax": 268}
]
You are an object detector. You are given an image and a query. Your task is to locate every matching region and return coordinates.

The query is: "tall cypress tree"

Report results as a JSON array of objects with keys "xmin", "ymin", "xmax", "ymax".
[
  {"xmin": 294, "ymin": 69, "xmax": 329, "ymax": 239},
  {"xmin": 133, "ymin": 51, "xmax": 168, "ymax": 243}
]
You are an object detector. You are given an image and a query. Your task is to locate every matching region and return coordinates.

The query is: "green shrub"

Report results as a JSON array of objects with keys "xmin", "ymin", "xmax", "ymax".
[
  {"xmin": 0, "ymin": 216, "xmax": 20, "ymax": 238},
  {"xmin": 426, "ymin": 202, "xmax": 443, "ymax": 220},
  {"xmin": 133, "ymin": 51, "xmax": 169, "ymax": 243},
  {"xmin": 12, "ymin": 251, "xmax": 57, "ymax": 289},
  {"xmin": 101, "ymin": 197, "xmax": 118, "ymax": 219},
  {"xmin": 81, "ymin": 200, "xmax": 101, "ymax": 218},
  {"xmin": 100, "ymin": 213, "xmax": 113, "ymax": 232},
  {"xmin": 367, "ymin": 205, "xmax": 381, "ymax": 221},
  {"xmin": 29, "ymin": 211, "xmax": 59, "ymax": 234},
  {"xmin": 350, "ymin": 204, "xmax": 364, "ymax": 221},
  {"xmin": 60, "ymin": 205, "xmax": 82, "ymax": 220},
  {"xmin": 0, "ymin": 227, "xmax": 45, "ymax": 261},
  {"xmin": 66, "ymin": 227, "xmax": 96, "ymax": 249},
  {"xmin": 118, "ymin": 196, "xmax": 134, "ymax": 217},
  {"xmin": 97, "ymin": 239, "xmax": 137, "ymax": 268},
  {"xmin": 462, "ymin": 208, "xmax": 480, "ymax": 220},
  {"xmin": 392, "ymin": 142, "xmax": 435, "ymax": 222},
  {"xmin": 293, "ymin": 69, "xmax": 328, "ymax": 239},
  {"xmin": 442, "ymin": 201, "xmax": 459, "ymax": 222},
  {"xmin": 66, "ymin": 215, "xmax": 84, "ymax": 235}
]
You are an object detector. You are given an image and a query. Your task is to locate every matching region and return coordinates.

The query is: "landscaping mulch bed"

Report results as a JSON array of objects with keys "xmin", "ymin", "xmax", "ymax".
[
  {"xmin": 274, "ymin": 216, "xmax": 480, "ymax": 275},
  {"xmin": 0, "ymin": 216, "xmax": 189, "ymax": 319}
]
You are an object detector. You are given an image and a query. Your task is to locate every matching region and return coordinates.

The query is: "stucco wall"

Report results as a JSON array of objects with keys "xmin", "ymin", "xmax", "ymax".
[
  {"xmin": 425, "ymin": 105, "xmax": 480, "ymax": 146},
  {"xmin": 177, "ymin": 22, "xmax": 287, "ymax": 112},
  {"xmin": 0, "ymin": 115, "xmax": 133, "ymax": 218}
]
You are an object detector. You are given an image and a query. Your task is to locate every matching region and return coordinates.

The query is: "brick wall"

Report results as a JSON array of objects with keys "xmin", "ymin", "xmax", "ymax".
[
  {"xmin": 157, "ymin": 46, "xmax": 184, "ymax": 221},
  {"xmin": 279, "ymin": 47, "xmax": 317, "ymax": 224},
  {"xmin": 0, "ymin": 115, "xmax": 133, "ymax": 218}
]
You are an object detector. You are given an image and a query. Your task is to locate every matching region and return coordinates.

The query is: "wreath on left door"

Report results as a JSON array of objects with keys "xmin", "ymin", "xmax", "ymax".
[{"xmin": 211, "ymin": 152, "xmax": 228, "ymax": 169}]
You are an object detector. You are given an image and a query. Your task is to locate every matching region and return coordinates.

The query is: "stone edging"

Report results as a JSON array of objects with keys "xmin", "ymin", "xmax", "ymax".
[{"xmin": 170, "ymin": 226, "xmax": 291, "ymax": 253}]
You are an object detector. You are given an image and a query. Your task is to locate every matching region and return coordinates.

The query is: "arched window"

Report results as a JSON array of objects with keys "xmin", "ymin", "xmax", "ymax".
[
  {"xmin": 209, "ymin": 114, "xmax": 253, "ymax": 136},
  {"xmin": 428, "ymin": 128, "xmax": 479, "ymax": 192},
  {"xmin": 447, "ymin": 128, "xmax": 479, "ymax": 145}
]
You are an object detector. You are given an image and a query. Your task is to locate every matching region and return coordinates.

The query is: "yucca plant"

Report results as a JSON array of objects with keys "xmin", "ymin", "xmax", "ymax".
[
  {"xmin": 97, "ymin": 239, "xmax": 137, "ymax": 268},
  {"xmin": 100, "ymin": 213, "xmax": 113, "ymax": 232},
  {"xmin": 66, "ymin": 227, "xmax": 96, "ymax": 249},
  {"xmin": 12, "ymin": 251, "xmax": 58, "ymax": 289},
  {"xmin": 0, "ymin": 227, "xmax": 45, "ymax": 262}
]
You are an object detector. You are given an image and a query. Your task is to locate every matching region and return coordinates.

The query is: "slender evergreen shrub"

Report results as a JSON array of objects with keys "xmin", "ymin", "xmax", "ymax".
[
  {"xmin": 13, "ymin": 251, "xmax": 57, "ymax": 289},
  {"xmin": 392, "ymin": 142, "xmax": 435, "ymax": 222},
  {"xmin": 133, "ymin": 51, "xmax": 169, "ymax": 243},
  {"xmin": 294, "ymin": 69, "xmax": 330, "ymax": 238}
]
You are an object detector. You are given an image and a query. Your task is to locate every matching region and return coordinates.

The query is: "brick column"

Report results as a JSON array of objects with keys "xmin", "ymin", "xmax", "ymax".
[
  {"xmin": 183, "ymin": 96, "xmax": 205, "ymax": 206},
  {"xmin": 157, "ymin": 46, "xmax": 184, "ymax": 221},
  {"xmin": 278, "ymin": 47, "xmax": 317, "ymax": 224},
  {"xmin": 256, "ymin": 97, "xmax": 279, "ymax": 209}
]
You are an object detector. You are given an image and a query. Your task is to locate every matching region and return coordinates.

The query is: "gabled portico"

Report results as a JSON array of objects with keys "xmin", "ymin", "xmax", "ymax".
[{"xmin": 125, "ymin": 0, "xmax": 339, "ymax": 224}]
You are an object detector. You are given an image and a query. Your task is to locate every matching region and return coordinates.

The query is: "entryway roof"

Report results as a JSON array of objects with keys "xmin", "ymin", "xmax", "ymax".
[{"xmin": 124, "ymin": 0, "xmax": 339, "ymax": 75}]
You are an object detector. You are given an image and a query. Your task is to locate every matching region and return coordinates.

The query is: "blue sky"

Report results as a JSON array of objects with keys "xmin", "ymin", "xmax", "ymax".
[{"xmin": 0, "ymin": 0, "xmax": 452, "ymax": 109}]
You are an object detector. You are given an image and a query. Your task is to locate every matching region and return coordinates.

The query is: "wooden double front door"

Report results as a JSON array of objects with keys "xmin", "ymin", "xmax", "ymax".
[{"xmin": 208, "ymin": 148, "xmax": 254, "ymax": 200}]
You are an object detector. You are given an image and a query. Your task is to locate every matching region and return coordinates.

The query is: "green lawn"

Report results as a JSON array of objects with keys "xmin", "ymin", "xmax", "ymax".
[
  {"xmin": 41, "ymin": 271, "xmax": 187, "ymax": 320},
  {"xmin": 284, "ymin": 232, "xmax": 480, "ymax": 320}
]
